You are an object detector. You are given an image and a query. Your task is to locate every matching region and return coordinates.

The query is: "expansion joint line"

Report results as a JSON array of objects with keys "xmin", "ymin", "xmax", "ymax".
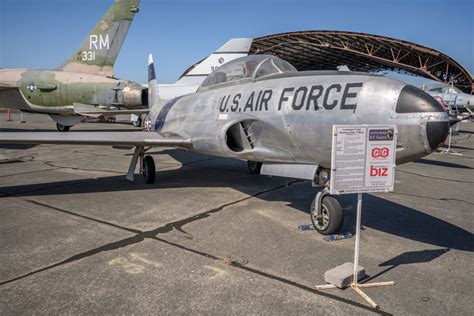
[{"xmin": 0, "ymin": 180, "xmax": 301, "ymax": 286}]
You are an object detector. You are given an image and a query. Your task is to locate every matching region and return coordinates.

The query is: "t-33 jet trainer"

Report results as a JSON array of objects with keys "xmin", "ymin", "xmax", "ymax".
[
  {"xmin": 0, "ymin": 54, "xmax": 450, "ymax": 235},
  {"xmin": 0, "ymin": 0, "xmax": 252, "ymax": 130}
]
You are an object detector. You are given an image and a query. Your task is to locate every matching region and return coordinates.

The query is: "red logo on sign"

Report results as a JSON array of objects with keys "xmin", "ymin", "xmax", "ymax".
[
  {"xmin": 370, "ymin": 166, "xmax": 388, "ymax": 177},
  {"xmin": 371, "ymin": 147, "xmax": 389, "ymax": 158}
]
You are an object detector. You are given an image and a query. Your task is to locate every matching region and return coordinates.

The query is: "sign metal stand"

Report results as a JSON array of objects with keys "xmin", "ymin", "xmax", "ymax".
[
  {"xmin": 350, "ymin": 193, "xmax": 394, "ymax": 309},
  {"xmin": 315, "ymin": 125, "xmax": 397, "ymax": 309},
  {"xmin": 316, "ymin": 193, "xmax": 394, "ymax": 309},
  {"xmin": 439, "ymin": 127, "xmax": 463, "ymax": 156}
]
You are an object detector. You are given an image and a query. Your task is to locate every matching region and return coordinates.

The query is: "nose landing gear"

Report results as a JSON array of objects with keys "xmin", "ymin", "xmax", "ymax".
[
  {"xmin": 310, "ymin": 190, "xmax": 343, "ymax": 235},
  {"xmin": 311, "ymin": 169, "xmax": 343, "ymax": 235}
]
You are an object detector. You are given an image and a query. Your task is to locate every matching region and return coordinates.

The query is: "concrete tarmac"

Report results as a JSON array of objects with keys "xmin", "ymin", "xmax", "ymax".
[{"xmin": 1, "ymin": 113, "xmax": 473, "ymax": 315}]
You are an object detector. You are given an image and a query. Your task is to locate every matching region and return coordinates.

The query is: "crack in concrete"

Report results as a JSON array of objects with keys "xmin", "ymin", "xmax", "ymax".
[
  {"xmin": 42, "ymin": 161, "xmax": 125, "ymax": 175},
  {"xmin": 153, "ymin": 237, "xmax": 390, "ymax": 315},
  {"xmin": 0, "ymin": 155, "xmax": 35, "ymax": 164},
  {"xmin": 0, "ymin": 179, "xmax": 389, "ymax": 314},
  {"xmin": 0, "ymin": 167, "xmax": 63, "ymax": 179},
  {"xmin": 1, "ymin": 180, "xmax": 300, "ymax": 285}
]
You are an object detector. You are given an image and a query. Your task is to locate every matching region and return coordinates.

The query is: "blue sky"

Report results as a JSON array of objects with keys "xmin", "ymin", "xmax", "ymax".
[{"xmin": 0, "ymin": 0, "xmax": 472, "ymax": 85}]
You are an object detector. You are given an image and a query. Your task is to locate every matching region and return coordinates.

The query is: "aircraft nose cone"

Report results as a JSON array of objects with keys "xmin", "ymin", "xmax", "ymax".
[
  {"xmin": 426, "ymin": 121, "xmax": 449, "ymax": 149},
  {"xmin": 395, "ymin": 85, "xmax": 449, "ymax": 150},
  {"xmin": 448, "ymin": 115, "xmax": 460, "ymax": 127}
]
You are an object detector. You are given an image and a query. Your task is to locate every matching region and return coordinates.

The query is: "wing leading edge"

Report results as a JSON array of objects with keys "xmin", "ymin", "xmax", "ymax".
[{"xmin": 0, "ymin": 131, "xmax": 191, "ymax": 148}]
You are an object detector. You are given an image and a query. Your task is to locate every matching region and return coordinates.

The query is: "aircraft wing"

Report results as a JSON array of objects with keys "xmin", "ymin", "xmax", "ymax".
[
  {"xmin": 0, "ymin": 83, "xmax": 16, "ymax": 91},
  {"xmin": 75, "ymin": 109, "xmax": 150, "ymax": 117},
  {"xmin": 72, "ymin": 103, "xmax": 150, "ymax": 117},
  {"xmin": 0, "ymin": 131, "xmax": 192, "ymax": 148}
]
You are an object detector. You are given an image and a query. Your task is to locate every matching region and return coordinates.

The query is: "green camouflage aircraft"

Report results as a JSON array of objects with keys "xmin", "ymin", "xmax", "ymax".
[{"xmin": 0, "ymin": 0, "xmax": 146, "ymax": 131}]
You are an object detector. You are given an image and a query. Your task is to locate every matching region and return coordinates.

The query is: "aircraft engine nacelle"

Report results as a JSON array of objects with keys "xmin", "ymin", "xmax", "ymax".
[{"xmin": 121, "ymin": 81, "xmax": 148, "ymax": 109}]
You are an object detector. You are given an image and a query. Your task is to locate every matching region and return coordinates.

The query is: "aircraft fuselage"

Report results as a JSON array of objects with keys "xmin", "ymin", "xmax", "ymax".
[
  {"xmin": 146, "ymin": 71, "xmax": 449, "ymax": 167},
  {"xmin": 0, "ymin": 69, "xmax": 147, "ymax": 114}
]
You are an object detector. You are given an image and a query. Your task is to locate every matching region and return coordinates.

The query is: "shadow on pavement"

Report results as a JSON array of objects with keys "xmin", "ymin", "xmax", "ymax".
[
  {"xmin": 362, "ymin": 248, "xmax": 450, "ymax": 283},
  {"xmin": 1, "ymin": 160, "xmax": 473, "ymax": 252},
  {"xmin": 414, "ymin": 158, "xmax": 472, "ymax": 169}
]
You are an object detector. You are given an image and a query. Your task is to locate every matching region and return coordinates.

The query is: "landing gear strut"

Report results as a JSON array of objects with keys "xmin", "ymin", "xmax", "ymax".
[
  {"xmin": 133, "ymin": 116, "xmax": 142, "ymax": 128},
  {"xmin": 310, "ymin": 187, "xmax": 343, "ymax": 235},
  {"xmin": 247, "ymin": 160, "xmax": 262, "ymax": 174},
  {"xmin": 126, "ymin": 146, "xmax": 156, "ymax": 184},
  {"xmin": 56, "ymin": 123, "xmax": 71, "ymax": 132}
]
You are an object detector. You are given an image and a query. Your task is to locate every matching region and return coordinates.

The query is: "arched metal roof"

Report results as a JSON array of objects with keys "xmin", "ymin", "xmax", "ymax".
[{"xmin": 249, "ymin": 31, "xmax": 473, "ymax": 94}]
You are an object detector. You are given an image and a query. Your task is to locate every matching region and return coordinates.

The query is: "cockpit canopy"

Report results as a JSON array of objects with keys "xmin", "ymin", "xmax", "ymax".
[{"xmin": 198, "ymin": 55, "xmax": 297, "ymax": 92}]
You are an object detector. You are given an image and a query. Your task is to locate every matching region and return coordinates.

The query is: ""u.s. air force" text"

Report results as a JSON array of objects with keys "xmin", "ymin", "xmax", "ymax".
[{"xmin": 218, "ymin": 83, "xmax": 363, "ymax": 113}]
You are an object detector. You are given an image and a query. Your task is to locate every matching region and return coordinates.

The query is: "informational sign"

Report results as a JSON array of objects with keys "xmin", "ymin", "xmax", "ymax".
[{"xmin": 329, "ymin": 125, "xmax": 397, "ymax": 195}]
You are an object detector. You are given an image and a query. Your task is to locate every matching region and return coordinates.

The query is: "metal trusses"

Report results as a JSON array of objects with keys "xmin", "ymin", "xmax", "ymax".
[{"xmin": 250, "ymin": 31, "xmax": 473, "ymax": 94}]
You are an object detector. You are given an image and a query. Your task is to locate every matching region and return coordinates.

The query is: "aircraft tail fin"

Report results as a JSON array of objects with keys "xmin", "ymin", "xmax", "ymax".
[
  {"xmin": 337, "ymin": 65, "xmax": 351, "ymax": 71},
  {"xmin": 148, "ymin": 54, "xmax": 163, "ymax": 108},
  {"xmin": 175, "ymin": 38, "xmax": 253, "ymax": 86},
  {"xmin": 58, "ymin": 0, "xmax": 140, "ymax": 77}
]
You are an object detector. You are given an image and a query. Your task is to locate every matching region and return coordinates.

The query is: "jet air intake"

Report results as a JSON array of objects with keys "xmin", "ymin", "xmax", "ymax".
[{"xmin": 225, "ymin": 120, "xmax": 257, "ymax": 152}]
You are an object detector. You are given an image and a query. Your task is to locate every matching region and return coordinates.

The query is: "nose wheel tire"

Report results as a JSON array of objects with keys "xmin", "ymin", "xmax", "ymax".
[
  {"xmin": 56, "ymin": 123, "xmax": 71, "ymax": 132},
  {"xmin": 310, "ymin": 196, "xmax": 343, "ymax": 235},
  {"xmin": 247, "ymin": 160, "xmax": 262, "ymax": 174},
  {"xmin": 133, "ymin": 117, "xmax": 142, "ymax": 128},
  {"xmin": 142, "ymin": 155, "xmax": 156, "ymax": 184}
]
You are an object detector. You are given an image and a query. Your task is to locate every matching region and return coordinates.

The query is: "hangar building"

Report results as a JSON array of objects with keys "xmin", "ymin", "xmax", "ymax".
[{"xmin": 248, "ymin": 31, "xmax": 473, "ymax": 94}]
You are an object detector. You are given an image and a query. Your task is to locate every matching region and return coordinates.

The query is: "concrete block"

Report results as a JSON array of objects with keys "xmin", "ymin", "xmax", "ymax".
[{"xmin": 324, "ymin": 262, "xmax": 366, "ymax": 288}]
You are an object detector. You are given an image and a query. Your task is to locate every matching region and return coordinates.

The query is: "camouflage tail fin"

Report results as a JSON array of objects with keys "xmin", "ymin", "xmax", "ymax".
[{"xmin": 58, "ymin": 0, "xmax": 140, "ymax": 77}]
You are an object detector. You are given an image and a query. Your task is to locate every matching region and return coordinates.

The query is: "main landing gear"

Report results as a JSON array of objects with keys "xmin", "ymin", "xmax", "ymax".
[
  {"xmin": 247, "ymin": 160, "xmax": 262, "ymax": 174},
  {"xmin": 133, "ymin": 116, "xmax": 142, "ymax": 128},
  {"xmin": 56, "ymin": 123, "xmax": 72, "ymax": 132},
  {"xmin": 142, "ymin": 155, "xmax": 156, "ymax": 184},
  {"xmin": 126, "ymin": 146, "xmax": 156, "ymax": 184}
]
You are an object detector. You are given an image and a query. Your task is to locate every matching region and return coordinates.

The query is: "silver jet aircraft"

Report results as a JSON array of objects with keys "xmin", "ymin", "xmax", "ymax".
[
  {"xmin": 422, "ymin": 84, "xmax": 474, "ymax": 112},
  {"xmin": 0, "ymin": 54, "xmax": 450, "ymax": 235}
]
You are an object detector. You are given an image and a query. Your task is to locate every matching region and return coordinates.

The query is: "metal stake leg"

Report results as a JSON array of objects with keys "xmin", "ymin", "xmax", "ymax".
[
  {"xmin": 440, "ymin": 128, "xmax": 463, "ymax": 156},
  {"xmin": 353, "ymin": 193, "xmax": 363, "ymax": 283}
]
